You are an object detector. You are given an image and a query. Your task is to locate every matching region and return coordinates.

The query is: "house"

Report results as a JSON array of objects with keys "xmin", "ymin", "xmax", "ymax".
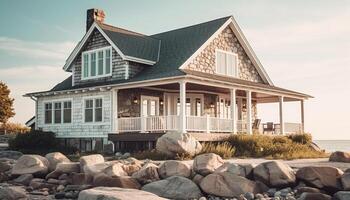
[{"xmin": 25, "ymin": 9, "xmax": 312, "ymax": 152}]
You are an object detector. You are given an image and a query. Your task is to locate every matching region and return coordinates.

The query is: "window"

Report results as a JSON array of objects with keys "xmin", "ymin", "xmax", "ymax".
[
  {"xmin": 44, "ymin": 103, "xmax": 52, "ymax": 124},
  {"xmin": 216, "ymin": 49, "xmax": 238, "ymax": 77},
  {"xmin": 63, "ymin": 101, "xmax": 72, "ymax": 123},
  {"xmin": 44, "ymin": 100, "xmax": 72, "ymax": 124},
  {"xmin": 81, "ymin": 47, "xmax": 112, "ymax": 79},
  {"xmin": 84, "ymin": 98, "xmax": 103, "ymax": 122}
]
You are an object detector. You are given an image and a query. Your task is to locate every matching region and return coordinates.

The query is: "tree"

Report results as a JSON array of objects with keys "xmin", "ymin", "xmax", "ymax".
[{"xmin": 0, "ymin": 81, "xmax": 15, "ymax": 125}]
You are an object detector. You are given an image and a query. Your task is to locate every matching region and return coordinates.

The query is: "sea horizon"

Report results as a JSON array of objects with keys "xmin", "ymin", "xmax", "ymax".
[{"xmin": 313, "ymin": 140, "xmax": 350, "ymax": 153}]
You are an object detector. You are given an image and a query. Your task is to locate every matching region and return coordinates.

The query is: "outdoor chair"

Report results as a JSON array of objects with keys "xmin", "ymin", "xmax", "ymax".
[
  {"xmin": 252, "ymin": 119, "xmax": 261, "ymax": 132},
  {"xmin": 263, "ymin": 122, "xmax": 275, "ymax": 134}
]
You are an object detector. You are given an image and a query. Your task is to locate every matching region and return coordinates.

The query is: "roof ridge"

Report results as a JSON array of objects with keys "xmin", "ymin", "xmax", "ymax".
[
  {"xmin": 98, "ymin": 22, "xmax": 146, "ymax": 37},
  {"xmin": 151, "ymin": 15, "xmax": 232, "ymax": 36}
]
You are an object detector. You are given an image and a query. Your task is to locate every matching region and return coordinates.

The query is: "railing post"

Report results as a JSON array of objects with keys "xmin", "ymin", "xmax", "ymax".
[
  {"xmin": 279, "ymin": 96, "xmax": 285, "ymax": 135},
  {"xmin": 206, "ymin": 114, "xmax": 210, "ymax": 133},
  {"xmin": 179, "ymin": 80, "xmax": 187, "ymax": 133},
  {"xmin": 141, "ymin": 116, "xmax": 146, "ymax": 133}
]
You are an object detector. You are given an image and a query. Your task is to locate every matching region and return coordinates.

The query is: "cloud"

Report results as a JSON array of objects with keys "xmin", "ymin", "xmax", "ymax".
[{"xmin": 0, "ymin": 37, "xmax": 76, "ymax": 60}]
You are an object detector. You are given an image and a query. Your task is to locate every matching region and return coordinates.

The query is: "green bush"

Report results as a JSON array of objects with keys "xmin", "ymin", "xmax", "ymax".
[
  {"xmin": 8, "ymin": 130, "xmax": 78, "ymax": 155},
  {"xmin": 287, "ymin": 133, "xmax": 312, "ymax": 144},
  {"xmin": 199, "ymin": 142, "xmax": 235, "ymax": 159}
]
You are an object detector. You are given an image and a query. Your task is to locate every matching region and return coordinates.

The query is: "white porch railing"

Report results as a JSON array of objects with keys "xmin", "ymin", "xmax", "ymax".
[
  {"xmin": 118, "ymin": 117, "xmax": 141, "ymax": 132},
  {"xmin": 284, "ymin": 122, "xmax": 303, "ymax": 134},
  {"xmin": 237, "ymin": 120, "xmax": 248, "ymax": 133}
]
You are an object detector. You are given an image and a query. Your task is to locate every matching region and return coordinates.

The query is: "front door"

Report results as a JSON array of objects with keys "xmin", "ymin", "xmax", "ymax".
[
  {"xmin": 141, "ymin": 96, "xmax": 159, "ymax": 117},
  {"xmin": 165, "ymin": 93, "xmax": 204, "ymax": 116}
]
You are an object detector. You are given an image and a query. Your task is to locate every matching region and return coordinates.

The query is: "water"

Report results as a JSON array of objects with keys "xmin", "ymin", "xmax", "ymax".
[{"xmin": 314, "ymin": 140, "xmax": 350, "ymax": 152}]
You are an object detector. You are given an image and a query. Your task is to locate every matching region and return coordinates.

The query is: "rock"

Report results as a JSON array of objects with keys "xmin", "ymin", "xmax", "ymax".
[
  {"xmin": 64, "ymin": 184, "xmax": 93, "ymax": 192},
  {"xmin": 244, "ymin": 192, "xmax": 254, "ymax": 200},
  {"xmin": 122, "ymin": 162, "xmax": 142, "ymax": 176},
  {"xmin": 341, "ymin": 172, "xmax": 350, "ymax": 190},
  {"xmin": 142, "ymin": 176, "xmax": 202, "ymax": 199},
  {"xmin": 56, "ymin": 184, "xmax": 65, "ymax": 192},
  {"xmin": 253, "ymin": 161, "xmax": 296, "ymax": 187},
  {"xmin": 296, "ymin": 186, "xmax": 322, "ymax": 196},
  {"xmin": 215, "ymin": 162, "xmax": 253, "ymax": 178},
  {"xmin": 45, "ymin": 152, "xmax": 70, "ymax": 172},
  {"xmin": 334, "ymin": 191, "xmax": 350, "ymax": 200},
  {"xmin": 47, "ymin": 178, "xmax": 60, "ymax": 184},
  {"xmin": 83, "ymin": 161, "xmax": 118, "ymax": 175},
  {"xmin": 192, "ymin": 174, "xmax": 204, "ymax": 185},
  {"xmin": 298, "ymin": 192, "xmax": 331, "ymax": 200},
  {"xmin": 29, "ymin": 178, "xmax": 56, "ymax": 190},
  {"xmin": 13, "ymin": 174, "xmax": 33, "ymax": 185},
  {"xmin": 199, "ymin": 172, "xmax": 261, "ymax": 198},
  {"xmin": 93, "ymin": 173, "xmax": 141, "ymax": 189},
  {"xmin": 55, "ymin": 192, "xmax": 66, "ymax": 199},
  {"xmin": 158, "ymin": 160, "xmax": 191, "ymax": 178},
  {"xmin": 11, "ymin": 155, "xmax": 49, "ymax": 176},
  {"xmin": 121, "ymin": 152, "xmax": 131, "ymax": 159},
  {"xmin": 79, "ymin": 154, "xmax": 104, "ymax": 172},
  {"xmin": 103, "ymin": 162, "xmax": 128, "ymax": 177},
  {"xmin": 78, "ymin": 186, "xmax": 167, "ymax": 200},
  {"xmin": 132, "ymin": 163, "xmax": 160, "ymax": 184},
  {"xmin": 193, "ymin": 153, "xmax": 224, "ymax": 176},
  {"xmin": 71, "ymin": 172, "xmax": 93, "ymax": 185},
  {"xmin": 156, "ymin": 131, "xmax": 202, "ymax": 156},
  {"xmin": 296, "ymin": 166, "xmax": 343, "ymax": 193},
  {"xmin": 0, "ymin": 159, "xmax": 15, "ymax": 172},
  {"xmin": 0, "ymin": 186, "xmax": 27, "ymax": 200},
  {"xmin": 329, "ymin": 151, "xmax": 350, "ymax": 163},
  {"xmin": 103, "ymin": 143, "xmax": 114, "ymax": 155},
  {"xmin": 46, "ymin": 162, "xmax": 80, "ymax": 179},
  {"xmin": 0, "ymin": 151, "xmax": 23, "ymax": 160}
]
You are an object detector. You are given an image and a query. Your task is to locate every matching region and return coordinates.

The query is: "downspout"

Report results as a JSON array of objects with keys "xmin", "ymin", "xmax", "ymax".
[{"xmin": 30, "ymin": 96, "xmax": 38, "ymax": 130}]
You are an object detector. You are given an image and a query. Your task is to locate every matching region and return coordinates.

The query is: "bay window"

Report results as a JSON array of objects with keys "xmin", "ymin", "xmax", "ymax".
[
  {"xmin": 216, "ymin": 49, "xmax": 238, "ymax": 77},
  {"xmin": 82, "ymin": 47, "xmax": 112, "ymax": 79}
]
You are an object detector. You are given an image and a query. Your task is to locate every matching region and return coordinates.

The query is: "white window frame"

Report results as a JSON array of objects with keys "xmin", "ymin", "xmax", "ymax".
[
  {"xmin": 81, "ymin": 46, "xmax": 112, "ymax": 80},
  {"xmin": 43, "ymin": 98, "xmax": 73, "ymax": 125},
  {"xmin": 83, "ymin": 96, "xmax": 104, "ymax": 123},
  {"xmin": 215, "ymin": 49, "xmax": 239, "ymax": 78},
  {"xmin": 140, "ymin": 95, "xmax": 160, "ymax": 117}
]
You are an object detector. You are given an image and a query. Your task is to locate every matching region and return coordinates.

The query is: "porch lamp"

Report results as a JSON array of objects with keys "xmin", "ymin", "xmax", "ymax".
[
  {"xmin": 210, "ymin": 102, "xmax": 215, "ymax": 108},
  {"xmin": 160, "ymin": 99, "xmax": 164, "ymax": 105},
  {"xmin": 133, "ymin": 97, "xmax": 139, "ymax": 104}
]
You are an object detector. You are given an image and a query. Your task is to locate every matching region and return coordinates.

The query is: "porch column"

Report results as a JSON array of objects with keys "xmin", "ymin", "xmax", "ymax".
[
  {"xmin": 111, "ymin": 89, "xmax": 119, "ymax": 133},
  {"xmin": 246, "ymin": 91, "xmax": 252, "ymax": 134},
  {"xmin": 179, "ymin": 80, "xmax": 187, "ymax": 133},
  {"xmin": 300, "ymin": 99, "xmax": 305, "ymax": 133},
  {"xmin": 230, "ymin": 88, "xmax": 237, "ymax": 134},
  {"xmin": 279, "ymin": 96, "xmax": 285, "ymax": 135}
]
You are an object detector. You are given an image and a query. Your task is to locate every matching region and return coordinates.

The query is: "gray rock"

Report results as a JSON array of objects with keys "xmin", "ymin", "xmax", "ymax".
[
  {"xmin": 45, "ymin": 152, "xmax": 70, "ymax": 172},
  {"xmin": 11, "ymin": 155, "xmax": 49, "ymax": 176},
  {"xmin": 79, "ymin": 154, "xmax": 104, "ymax": 172},
  {"xmin": 0, "ymin": 186, "xmax": 27, "ymax": 200},
  {"xmin": 341, "ymin": 173, "xmax": 350, "ymax": 190},
  {"xmin": 13, "ymin": 174, "xmax": 33, "ymax": 185},
  {"xmin": 0, "ymin": 151, "xmax": 23, "ymax": 160},
  {"xmin": 244, "ymin": 192, "xmax": 254, "ymax": 200},
  {"xmin": 253, "ymin": 161, "xmax": 296, "ymax": 187},
  {"xmin": 329, "ymin": 151, "xmax": 350, "ymax": 163},
  {"xmin": 298, "ymin": 192, "xmax": 331, "ymax": 200},
  {"xmin": 46, "ymin": 162, "xmax": 80, "ymax": 179},
  {"xmin": 215, "ymin": 162, "xmax": 253, "ymax": 178},
  {"xmin": 334, "ymin": 191, "xmax": 350, "ymax": 200},
  {"xmin": 0, "ymin": 159, "xmax": 15, "ymax": 172},
  {"xmin": 192, "ymin": 174, "xmax": 204, "ymax": 185},
  {"xmin": 142, "ymin": 176, "xmax": 202, "ymax": 200},
  {"xmin": 295, "ymin": 186, "xmax": 322, "ymax": 197},
  {"xmin": 121, "ymin": 152, "xmax": 131, "ymax": 159},
  {"xmin": 193, "ymin": 153, "xmax": 224, "ymax": 176},
  {"xmin": 131, "ymin": 162, "xmax": 160, "ymax": 184},
  {"xmin": 158, "ymin": 160, "xmax": 191, "ymax": 178}
]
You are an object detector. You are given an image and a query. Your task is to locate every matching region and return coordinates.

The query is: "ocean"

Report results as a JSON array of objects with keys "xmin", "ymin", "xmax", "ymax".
[{"xmin": 314, "ymin": 140, "xmax": 350, "ymax": 152}]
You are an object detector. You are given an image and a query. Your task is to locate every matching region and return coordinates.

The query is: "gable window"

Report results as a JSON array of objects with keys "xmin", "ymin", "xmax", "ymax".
[
  {"xmin": 44, "ymin": 100, "xmax": 72, "ymax": 124},
  {"xmin": 216, "ymin": 49, "xmax": 238, "ymax": 77},
  {"xmin": 82, "ymin": 47, "xmax": 112, "ymax": 79},
  {"xmin": 84, "ymin": 98, "xmax": 103, "ymax": 123}
]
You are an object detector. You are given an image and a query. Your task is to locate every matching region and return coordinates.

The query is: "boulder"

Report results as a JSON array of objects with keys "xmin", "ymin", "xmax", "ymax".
[
  {"xmin": 142, "ymin": 176, "xmax": 202, "ymax": 200},
  {"xmin": 0, "ymin": 186, "xmax": 27, "ymax": 200},
  {"xmin": 0, "ymin": 151, "xmax": 23, "ymax": 160},
  {"xmin": 78, "ymin": 187, "xmax": 167, "ymax": 200},
  {"xmin": 83, "ymin": 161, "xmax": 119, "ymax": 175},
  {"xmin": 296, "ymin": 166, "xmax": 343, "ymax": 193},
  {"xmin": 298, "ymin": 192, "xmax": 332, "ymax": 200},
  {"xmin": 193, "ymin": 153, "xmax": 224, "ymax": 176},
  {"xmin": 103, "ymin": 163, "xmax": 128, "ymax": 177},
  {"xmin": 11, "ymin": 155, "xmax": 49, "ymax": 176},
  {"xmin": 132, "ymin": 163, "xmax": 160, "ymax": 184},
  {"xmin": 0, "ymin": 159, "xmax": 15, "ymax": 172},
  {"xmin": 71, "ymin": 172, "xmax": 93, "ymax": 185},
  {"xmin": 46, "ymin": 162, "xmax": 80, "ymax": 179},
  {"xmin": 122, "ymin": 162, "xmax": 142, "ymax": 176},
  {"xmin": 334, "ymin": 191, "xmax": 350, "ymax": 200},
  {"xmin": 158, "ymin": 160, "xmax": 191, "ymax": 178},
  {"xmin": 29, "ymin": 178, "xmax": 56, "ymax": 190},
  {"xmin": 215, "ymin": 162, "xmax": 253, "ymax": 178},
  {"xmin": 329, "ymin": 151, "xmax": 350, "ymax": 163},
  {"xmin": 13, "ymin": 174, "xmax": 33, "ymax": 185},
  {"xmin": 341, "ymin": 173, "xmax": 350, "ymax": 190},
  {"xmin": 296, "ymin": 186, "xmax": 322, "ymax": 196},
  {"xmin": 79, "ymin": 154, "xmax": 104, "ymax": 172},
  {"xmin": 93, "ymin": 173, "xmax": 141, "ymax": 189},
  {"xmin": 253, "ymin": 161, "xmax": 296, "ymax": 187},
  {"xmin": 103, "ymin": 143, "xmax": 114, "ymax": 155},
  {"xmin": 192, "ymin": 174, "xmax": 204, "ymax": 185},
  {"xmin": 45, "ymin": 152, "xmax": 70, "ymax": 172},
  {"xmin": 156, "ymin": 131, "xmax": 202, "ymax": 156},
  {"xmin": 199, "ymin": 172, "xmax": 262, "ymax": 198}
]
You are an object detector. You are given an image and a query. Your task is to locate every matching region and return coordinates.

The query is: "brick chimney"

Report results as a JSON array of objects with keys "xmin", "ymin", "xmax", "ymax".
[{"xmin": 86, "ymin": 8, "xmax": 105, "ymax": 32}]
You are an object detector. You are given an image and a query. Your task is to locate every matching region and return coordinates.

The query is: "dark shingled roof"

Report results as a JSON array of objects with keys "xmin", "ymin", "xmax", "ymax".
[{"xmin": 50, "ymin": 16, "xmax": 231, "ymax": 92}]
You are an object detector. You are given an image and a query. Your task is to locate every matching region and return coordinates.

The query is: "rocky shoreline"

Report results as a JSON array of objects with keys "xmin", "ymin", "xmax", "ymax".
[{"xmin": 0, "ymin": 150, "xmax": 350, "ymax": 200}]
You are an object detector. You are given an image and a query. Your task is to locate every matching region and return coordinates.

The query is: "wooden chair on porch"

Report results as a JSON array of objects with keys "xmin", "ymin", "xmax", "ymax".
[
  {"xmin": 252, "ymin": 119, "xmax": 261, "ymax": 133},
  {"xmin": 263, "ymin": 122, "xmax": 275, "ymax": 134}
]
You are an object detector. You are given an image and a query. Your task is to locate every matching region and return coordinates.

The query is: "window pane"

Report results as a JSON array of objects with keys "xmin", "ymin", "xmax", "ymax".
[
  {"xmin": 217, "ymin": 51, "xmax": 226, "ymax": 74},
  {"xmin": 105, "ymin": 49, "xmax": 111, "ymax": 74},
  {"xmin": 186, "ymin": 98, "xmax": 191, "ymax": 116},
  {"xmin": 195, "ymin": 98, "xmax": 201, "ymax": 116},
  {"xmin": 54, "ymin": 102, "xmax": 62, "ymax": 123},
  {"xmin": 227, "ymin": 54, "xmax": 235, "ymax": 76},
  {"xmin": 63, "ymin": 101, "xmax": 72, "ymax": 123},
  {"xmin": 90, "ymin": 52, "xmax": 96, "ymax": 76},
  {"xmin": 150, "ymin": 100, "xmax": 156, "ymax": 116},
  {"xmin": 83, "ymin": 54, "xmax": 89, "ymax": 78},
  {"xmin": 44, "ymin": 103, "xmax": 52, "ymax": 124},
  {"xmin": 98, "ymin": 51, "xmax": 104, "ymax": 75},
  {"xmin": 85, "ymin": 99, "xmax": 93, "ymax": 122},
  {"xmin": 95, "ymin": 99, "xmax": 102, "ymax": 122}
]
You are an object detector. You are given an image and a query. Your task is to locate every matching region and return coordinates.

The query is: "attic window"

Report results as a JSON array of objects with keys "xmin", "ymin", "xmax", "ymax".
[
  {"xmin": 215, "ymin": 49, "xmax": 238, "ymax": 77},
  {"xmin": 82, "ymin": 46, "xmax": 112, "ymax": 79}
]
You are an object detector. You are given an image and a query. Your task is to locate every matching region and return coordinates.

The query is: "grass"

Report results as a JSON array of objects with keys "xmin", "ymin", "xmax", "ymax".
[{"xmin": 199, "ymin": 142, "xmax": 235, "ymax": 159}]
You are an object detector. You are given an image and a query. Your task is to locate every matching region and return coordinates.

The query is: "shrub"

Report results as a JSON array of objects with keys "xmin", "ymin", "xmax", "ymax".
[
  {"xmin": 287, "ymin": 133, "xmax": 312, "ymax": 144},
  {"xmin": 8, "ymin": 130, "xmax": 78, "ymax": 155},
  {"xmin": 132, "ymin": 149, "xmax": 171, "ymax": 160},
  {"xmin": 0, "ymin": 122, "xmax": 30, "ymax": 134},
  {"xmin": 199, "ymin": 142, "xmax": 235, "ymax": 159}
]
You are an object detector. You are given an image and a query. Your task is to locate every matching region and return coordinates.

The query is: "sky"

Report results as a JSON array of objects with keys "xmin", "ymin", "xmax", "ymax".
[{"xmin": 0, "ymin": 0, "xmax": 349, "ymax": 140}]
